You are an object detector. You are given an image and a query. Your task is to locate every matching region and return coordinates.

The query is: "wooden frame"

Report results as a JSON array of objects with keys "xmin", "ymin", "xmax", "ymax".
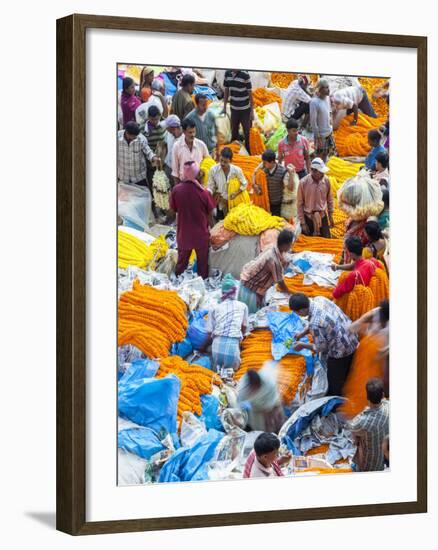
[{"xmin": 56, "ymin": 13, "xmax": 428, "ymax": 535}]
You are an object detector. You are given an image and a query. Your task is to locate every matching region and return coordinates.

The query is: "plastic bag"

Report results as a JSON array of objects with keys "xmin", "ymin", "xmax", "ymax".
[
  {"xmin": 158, "ymin": 429, "xmax": 223, "ymax": 482},
  {"xmin": 306, "ymin": 358, "xmax": 328, "ymax": 401},
  {"xmin": 118, "ymin": 427, "xmax": 165, "ymax": 460},
  {"xmin": 267, "ymin": 311, "xmax": 314, "ymax": 375},
  {"xmin": 118, "ymin": 374, "xmax": 180, "ymax": 436},
  {"xmin": 338, "ymin": 172, "xmax": 384, "ymax": 220},
  {"xmin": 266, "ymin": 124, "xmax": 287, "ymax": 152},
  {"xmin": 198, "ymin": 394, "xmax": 224, "ymax": 431},
  {"xmin": 190, "ymin": 354, "xmax": 212, "ymax": 371},
  {"xmin": 210, "ymin": 221, "xmax": 237, "ymax": 250},
  {"xmin": 170, "ymin": 338, "xmax": 193, "ymax": 358},
  {"xmin": 117, "ymin": 448, "xmax": 147, "ymax": 486},
  {"xmin": 119, "ymin": 359, "xmax": 159, "ymax": 387},
  {"xmin": 186, "ymin": 309, "xmax": 210, "ymax": 350},
  {"xmin": 118, "ymin": 182, "xmax": 153, "ymax": 230},
  {"xmin": 180, "ymin": 412, "xmax": 207, "ymax": 448}
]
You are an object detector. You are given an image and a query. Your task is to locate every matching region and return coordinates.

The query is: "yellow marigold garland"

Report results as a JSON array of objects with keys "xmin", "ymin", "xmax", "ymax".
[
  {"xmin": 223, "ymin": 203, "xmax": 284, "ymax": 235},
  {"xmin": 118, "ymin": 231, "xmax": 168, "ymax": 270}
]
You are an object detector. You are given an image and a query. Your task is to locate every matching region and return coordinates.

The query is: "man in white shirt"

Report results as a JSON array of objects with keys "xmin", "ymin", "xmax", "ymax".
[
  {"xmin": 282, "ymin": 75, "xmax": 312, "ymax": 127},
  {"xmin": 331, "ymin": 85, "xmax": 377, "ymax": 128},
  {"xmin": 207, "ymin": 146, "xmax": 247, "ymax": 218}
]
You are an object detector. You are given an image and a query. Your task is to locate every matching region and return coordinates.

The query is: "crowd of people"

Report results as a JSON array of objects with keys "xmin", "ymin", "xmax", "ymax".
[{"xmin": 117, "ymin": 66, "xmax": 390, "ymax": 477}]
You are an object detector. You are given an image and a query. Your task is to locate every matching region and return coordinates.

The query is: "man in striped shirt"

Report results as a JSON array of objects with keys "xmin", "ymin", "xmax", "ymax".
[{"xmin": 223, "ymin": 69, "xmax": 254, "ymax": 153}]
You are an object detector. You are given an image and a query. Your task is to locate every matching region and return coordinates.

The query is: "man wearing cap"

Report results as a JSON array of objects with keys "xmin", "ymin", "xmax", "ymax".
[
  {"xmin": 202, "ymin": 274, "xmax": 249, "ymax": 373},
  {"xmin": 310, "ymin": 79, "xmax": 335, "ymax": 162},
  {"xmin": 297, "ymin": 157, "xmax": 334, "ymax": 238},
  {"xmin": 282, "ymin": 75, "xmax": 313, "ymax": 127}
]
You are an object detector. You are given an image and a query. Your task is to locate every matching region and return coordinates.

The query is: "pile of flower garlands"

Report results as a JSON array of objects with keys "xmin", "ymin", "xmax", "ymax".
[
  {"xmin": 334, "ymin": 113, "xmax": 386, "ymax": 157},
  {"xmin": 118, "ymin": 281, "xmax": 188, "ymax": 358},
  {"xmin": 118, "ymin": 231, "xmax": 168, "ymax": 270},
  {"xmin": 334, "ymin": 264, "xmax": 389, "ymax": 321}
]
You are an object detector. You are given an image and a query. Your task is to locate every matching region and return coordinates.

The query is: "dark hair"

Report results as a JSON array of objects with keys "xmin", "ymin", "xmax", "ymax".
[
  {"xmin": 123, "ymin": 77, "xmax": 135, "ymax": 93},
  {"xmin": 368, "ymin": 129, "xmax": 381, "ymax": 143},
  {"xmin": 277, "ymin": 229, "xmax": 294, "ymax": 248},
  {"xmin": 381, "ymin": 188, "xmax": 389, "ymax": 209},
  {"xmin": 379, "ymin": 300, "xmax": 389, "ymax": 325},
  {"xmin": 124, "ymin": 121, "xmax": 140, "ymax": 136},
  {"xmin": 375, "ymin": 151, "xmax": 389, "ymax": 169},
  {"xmin": 345, "ymin": 236, "xmax": 363, "ymax": 256},
  {"xmin": 366, "ymin": 378, "xmax": 385, "ymax": 404},
  {"xmin": 182, "ymin": 119, "xmax": 196, "ymax": 131},
  {"xmin": 147, "ymin": 105, "xmax": 160, "ymax": 118},
  {"xmin": 365, "ymin": 221, "xmax": 383, "ymax": 242},
  {"xmin": 286, "ymin": 118, "xmax": 299, "ymax": 130},
  {"xmin": 246, "ymin": 369, "xmax": 261, "ymax": 390},
  {"xmin": 181, "ymin": 74, "xmax": 196, "ymax": 88},
  {"xmin": 195, "ymin": 93, "xmax": 208, "ymax": 105},
  {"xmin": 262, "ymin": 149, "xmax": 276, "ymax": 163},
  {"xmin": 220, "ymin": 147, "xmax": 233, "ymax": 161},
  {"xmin": 289, "ymin": 293, "xmax": 310, "ymax": 312},
  {"xmin": 254, "ymin": 432, "xmax": 280, "ymax": 457}
]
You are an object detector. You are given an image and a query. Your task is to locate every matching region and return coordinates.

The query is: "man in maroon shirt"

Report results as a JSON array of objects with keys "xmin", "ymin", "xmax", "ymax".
[
  {"xmin": 332, "ymin": 236, "xmax": 382, "ymax": 299},
  {"xmin": 169, "ymin": 160, "xmax": 215, "ymax": 279}
]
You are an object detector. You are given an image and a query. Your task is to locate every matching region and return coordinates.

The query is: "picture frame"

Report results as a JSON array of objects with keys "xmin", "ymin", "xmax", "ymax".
[{"xmin": 56, "ymin": 13, "xmax": 428, "ymax": 536}]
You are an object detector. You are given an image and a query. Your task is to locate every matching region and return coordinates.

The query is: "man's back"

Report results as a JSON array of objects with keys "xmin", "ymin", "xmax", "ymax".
[{"xmin": 348, "ymin": 400, "xmax": 389, "ymax": 471}]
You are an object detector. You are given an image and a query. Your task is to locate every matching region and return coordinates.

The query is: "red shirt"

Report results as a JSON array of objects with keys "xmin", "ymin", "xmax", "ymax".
[
  {"xmin": 169, "ymin": 180, "xmax": 215, "ymax": 250},
  {"xmin": 278, "ymin": 134, "xmax": 309, "ymax": 172},
  {"xmin": 333, "ymin": 257, "xmax": 381, "ymax": 299}
]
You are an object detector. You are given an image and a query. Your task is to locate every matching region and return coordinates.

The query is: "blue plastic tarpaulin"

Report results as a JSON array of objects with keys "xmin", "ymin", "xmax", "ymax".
[
  {"xmin": 198, "ymin": 394, "xmax": 224, "ymax": 432},
  {"xmin": 170, "ymin": 338, "xmax": 193, "ymax": 359},
  {"xmin": 118, "ymin": 427, "xmax": 165, "ymax": 460},
  {"xmin": 158, "ymin": 429, "xmax": 223, "ymax": 483},
  {"xmin": 119, "ymin": 359, "xmax": 159, "ymax": 387},
  {"xmin": 281, "ymin": 396, "xmax": 345, "ymax": 454},
  {"xmin": 118, "ymin": 374, "xmax": 180, "ymax": 436},
  {"xmin": 267, "ymin": 311, "xmax": 314, "ymax": 375}
]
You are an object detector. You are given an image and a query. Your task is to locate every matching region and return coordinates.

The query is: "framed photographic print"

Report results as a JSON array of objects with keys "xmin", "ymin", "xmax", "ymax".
[{"xmin": 56, "ymin": 14, "xmax": 427, "ymax": 535}]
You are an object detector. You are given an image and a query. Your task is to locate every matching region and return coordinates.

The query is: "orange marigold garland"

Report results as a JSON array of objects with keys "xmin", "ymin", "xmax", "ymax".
[
  {"xmin": 249, "ymin": 127, "xmax": 266, "ymax": 155},
  {"xmin": 251, "ymin": 169, "xmax": 270, "ymax": 212},
  {"xmin": 292, "ymin": 235, "xmax": 344, "ymax": 263},
  {"xmin": 235, "ymin": 329, "xmax": 307, "ymax": 405},
  {"xmin": 252, "ymin": 87, "xmax": 282, "ymax": 108},
  {"xmin": 281, "ymin": 274, "xmax": 335, "ymax": 300},
  {"xmin": 339, "ymin": 334, "xmax": 385, "ymax": 418},
  {"xmin": 155, "ymin": 356, "xmax": 222, "ymax": 424},
  {"xmin": 334, "ymin": 113, "xmax": 386, "ymax": 157},
  {"xmin": 118, "ymin": 281, "xmax": 188, "ymax": 358}
]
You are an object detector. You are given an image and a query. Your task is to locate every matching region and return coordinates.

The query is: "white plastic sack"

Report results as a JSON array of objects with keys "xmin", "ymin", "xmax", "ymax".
[
  {"xmin": 306, "ymin": 359, "xmax": 328, "ymax": 401},
  {"xmin": 180, "ymin": 412, "xmax": 207, "ymax": 448},
  {"xmin": 118, "ymin": 182, "xmax": 153, "ymax": 230},
  {"xmin": 338, "ymin": 172, "xmax": 384, "ymax": 220},
  {"xmin": 117, "ymin": 448, "xmax": 147, "ymax": 485}
]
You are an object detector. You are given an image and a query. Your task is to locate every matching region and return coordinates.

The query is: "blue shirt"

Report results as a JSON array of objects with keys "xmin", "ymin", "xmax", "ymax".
[{"xmin": 365, "ymin": 145, "xmax": 386, "ymax": 171}]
